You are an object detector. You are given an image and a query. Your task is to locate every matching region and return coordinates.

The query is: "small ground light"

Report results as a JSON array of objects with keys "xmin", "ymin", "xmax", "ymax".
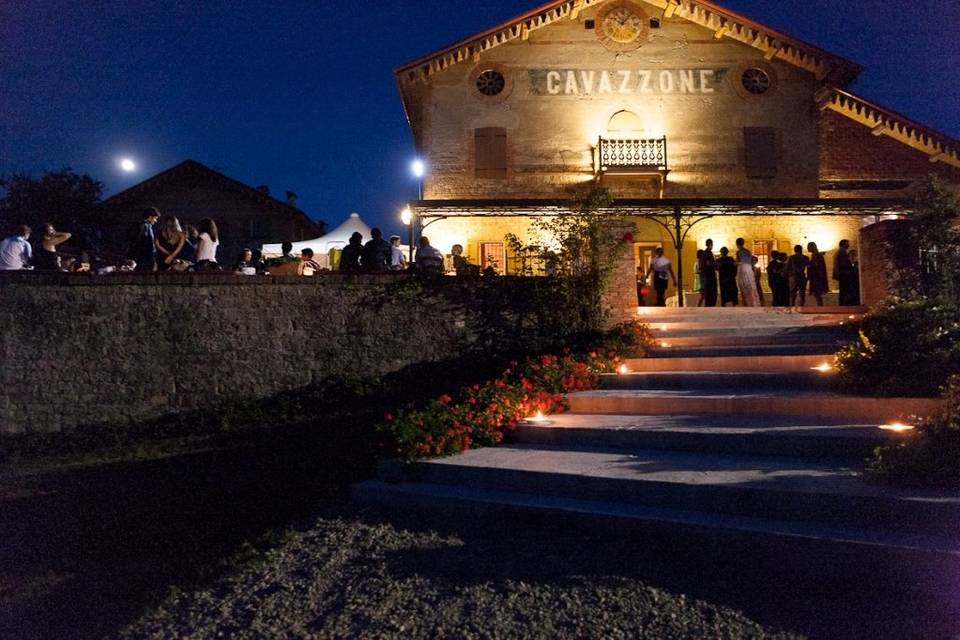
[
  {"xmin": 618, "ymin": 364, "xmax": 630, "ymax": 374},
  {"xmin": 660, "ymin": 342, "xmax": 672, "ymax": 348},
  {"xmin": 811, "ymin": 363, "xmax": 833, "ymax": 372},
  {"xmin": 849, "ymin": 315, "xmax": 856, "ymax": 320},
  {"xmin": 879, "ymin": 423, "xmax": 915, "ymax": 433},
  {"xmin": 526, "ymin": 410, "xmax": 549, "ymax": 423}
]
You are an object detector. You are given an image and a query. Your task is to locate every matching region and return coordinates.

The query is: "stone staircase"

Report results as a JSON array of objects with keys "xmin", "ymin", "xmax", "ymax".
[{"xmin": 353, "ymin": 307, "xmax": 958, "ymax": 587}]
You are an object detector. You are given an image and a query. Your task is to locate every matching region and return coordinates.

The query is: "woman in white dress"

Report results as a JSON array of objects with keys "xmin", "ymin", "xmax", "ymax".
[{"xmin": 735, "ymin": 238, "xmax": 760, "ymax": 307}]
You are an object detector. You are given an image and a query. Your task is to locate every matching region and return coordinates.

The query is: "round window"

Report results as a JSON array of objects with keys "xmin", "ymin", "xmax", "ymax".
[
  {"xmin": 476, "ymin": 70, "xmax": 506, "ymax": 97},
  {"xmin": 741, "ymin": 68, "xmax": 772, "ymax": 95}
]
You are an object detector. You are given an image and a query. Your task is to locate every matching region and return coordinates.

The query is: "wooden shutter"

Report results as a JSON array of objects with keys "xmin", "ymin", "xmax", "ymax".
[
  {"xmin": 475, "ymin": 127, "xmax": 507, "ymax": 179},
  {"xmin": 744, "ymin": 127, "xmax": 778, "ymax": 179}
]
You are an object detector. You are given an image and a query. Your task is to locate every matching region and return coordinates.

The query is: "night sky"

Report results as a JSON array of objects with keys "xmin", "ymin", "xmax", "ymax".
[{"xmin": 3, "ymin": 0, "xmax": 959, "ymax": 236}]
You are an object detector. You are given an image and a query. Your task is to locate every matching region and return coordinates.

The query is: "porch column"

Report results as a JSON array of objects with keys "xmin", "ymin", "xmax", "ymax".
[{"xmin": 600, "ymin": 219, "xmax": 639, "ymax": 327}]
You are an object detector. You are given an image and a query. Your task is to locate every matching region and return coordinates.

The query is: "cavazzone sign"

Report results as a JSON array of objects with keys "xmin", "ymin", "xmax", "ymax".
[{"xmin": 529, "ymin": 68, "xmax": 730, "ymax": 96}]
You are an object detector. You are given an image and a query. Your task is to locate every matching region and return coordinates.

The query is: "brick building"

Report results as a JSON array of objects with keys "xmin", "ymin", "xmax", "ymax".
[
  {"xmin": 395, "ymin": 0, "xmax": 960, "ymax": 304},
  {"xmin": 97, "ymin": 160, "xmax": 325, "ymax": 265}
]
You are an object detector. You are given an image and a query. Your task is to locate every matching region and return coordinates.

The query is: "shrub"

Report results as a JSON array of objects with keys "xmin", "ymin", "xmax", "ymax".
[
  {"xmin": 834, "ymin": 298, "xmax": 960, "ymax": 397},
  {"xmin": 379, "ymin": 322, "xmax": 651, "ymax": 461},
  {"xmin": 868, "ymin": 375, "xmax": 960, "ymax": 487}
]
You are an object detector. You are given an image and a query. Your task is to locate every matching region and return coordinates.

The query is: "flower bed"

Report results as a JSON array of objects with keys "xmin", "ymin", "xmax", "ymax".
[
  {"xmin": 868, "ymin": 374, "xmax": 960, "ymax": 488},
  {"xmin": 379, "ymin": 323, "xmax": 652, "ymax": 461}
]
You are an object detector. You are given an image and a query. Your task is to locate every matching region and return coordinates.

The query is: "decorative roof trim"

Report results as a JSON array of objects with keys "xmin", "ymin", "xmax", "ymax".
[
  {"xmin": 394, "ymin": 0, "xmax": 861, "ymax": 87},
  {"xmin": 819, "ymin": 87, "xmax": 960, "ymax": 170}
]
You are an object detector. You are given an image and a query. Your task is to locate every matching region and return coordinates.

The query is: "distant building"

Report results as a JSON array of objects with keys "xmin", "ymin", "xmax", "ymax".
[{"xmin": 97, "ymin": 160, "xmax": 324, "ymax": 264}]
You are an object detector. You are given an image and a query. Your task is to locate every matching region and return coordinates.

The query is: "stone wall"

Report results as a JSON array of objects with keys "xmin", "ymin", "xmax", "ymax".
[
  {"xmin": 858, "ymin": 219, "xmax": 918, "ymax": 306},
  {"xmin": 0, "ymin": 272, "xmax": 579, "ymax": 435}
]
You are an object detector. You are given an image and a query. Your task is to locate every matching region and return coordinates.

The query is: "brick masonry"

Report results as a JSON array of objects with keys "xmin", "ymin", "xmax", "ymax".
[{"xmin": 0, "ymin": 273, "xmax": 582, "ymax": 435}]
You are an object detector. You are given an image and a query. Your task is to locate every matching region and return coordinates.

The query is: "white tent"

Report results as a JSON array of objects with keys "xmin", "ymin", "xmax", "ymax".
[{"xmin": 261, "ymin": 212, "xmax": 373, "ymax": 257}]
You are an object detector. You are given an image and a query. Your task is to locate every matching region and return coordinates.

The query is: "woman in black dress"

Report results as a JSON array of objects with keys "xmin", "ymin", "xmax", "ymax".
[{"xmin": 717, "ymin": 246, "xmax": 738, "ymax": 307}]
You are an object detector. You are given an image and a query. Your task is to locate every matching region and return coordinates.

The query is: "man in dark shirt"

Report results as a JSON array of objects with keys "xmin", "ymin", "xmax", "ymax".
[
  {"xmin": 786, "ymin": 244, "xmax": 811, "ymax": 307},
  {"xmin": 339, "ymin": 232, "xmax": 363, "ymax": 272},
  {"xmin": 834, "ymin": 239, "xmax": 857, "ymax": 306},
  {"xmin": 133, "ymin": 207, "xmax": 160, "ymax": 272},
  {"xmin": 360, "ymin": 227, "xmax": 392, "ymax": 272}
]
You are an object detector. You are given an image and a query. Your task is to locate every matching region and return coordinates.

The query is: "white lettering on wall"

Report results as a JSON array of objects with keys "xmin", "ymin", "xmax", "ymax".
[
  {"xmin": 530, "ymin": 68, "xmax": 725, "ymax": 96},
  {"xmin": 699, "ymin": 69, "xmax": 715, "ymax": 94},
  {"xmin": 546, "ymin": 71, "xmax": 561, "ymax": 95},
  {"xmin": 658, "ymin": 70, "xmax": 674, "ymax": 93},
  {"xmin": 598, "ymin": 70, "xmax": 613, "ymax": 94},
  {"xmin": 579, "ymin": 70, "xmax": 595, "ymax": 94}
]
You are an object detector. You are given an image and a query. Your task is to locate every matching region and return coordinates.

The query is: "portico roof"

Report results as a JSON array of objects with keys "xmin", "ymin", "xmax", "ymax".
[
  {"xmin": 411, "ymin": 198, "xmax": 911, "ymax": 217},
  {"xmin": 395, "ymin": 0, "xmax": 863, "ymax": 87}
]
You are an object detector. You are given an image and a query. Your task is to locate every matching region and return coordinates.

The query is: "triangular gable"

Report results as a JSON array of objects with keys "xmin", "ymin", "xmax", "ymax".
[
  {"xmin": 97, "ymin": 160, "xmax": 324, "ymax": 234},
  {"xmin": 819, "ymin": 87, "xmax": 960, "ymax": 169},
  {"xmin": 395, "ymin": 0, "xmax": 862, "ymax": 87}
]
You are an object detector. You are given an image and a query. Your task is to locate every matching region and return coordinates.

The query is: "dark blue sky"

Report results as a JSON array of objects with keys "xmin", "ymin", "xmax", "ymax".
[{"xmin": 2, "ymin": 0, "xmax": 959, "ymax": 235}]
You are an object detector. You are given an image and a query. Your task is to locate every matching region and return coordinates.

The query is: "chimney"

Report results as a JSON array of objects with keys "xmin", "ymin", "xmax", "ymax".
[
  {"xmin": 286, "ymin": 191, "xmax": 298, "ymax": 207},
  {"xmin": 256, "ymin": 185, "xmax": 270, "ymax": 196}
]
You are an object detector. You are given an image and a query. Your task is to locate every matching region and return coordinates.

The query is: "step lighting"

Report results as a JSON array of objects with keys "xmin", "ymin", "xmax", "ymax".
[
  {"xmin": 618, "ymin": 364, "xmax": 630, "ymax": 375},
  {"xmin": 526, "ymin": 410, "xmax": 550, "ymax": 424},
  {"xmin": 811, "ymin": 363, "xmax": 834, "ymax": 372},
  {"xmin": 659, "ymin": 342, "xmax": 672, "ymax": 348},
  {"xmin": 879, "ymin": 422, "xmax": 915, "ymax": 433}
]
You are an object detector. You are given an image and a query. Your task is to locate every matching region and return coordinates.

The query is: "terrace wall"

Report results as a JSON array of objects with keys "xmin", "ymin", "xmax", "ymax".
[{"xmin": 0, "ymin": 272, "xmax": 584, "ymax": 435}]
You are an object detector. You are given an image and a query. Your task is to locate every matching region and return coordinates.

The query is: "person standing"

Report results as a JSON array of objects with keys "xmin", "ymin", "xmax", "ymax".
[
  {"xmin": 834, "ymin": 239, "xmax": 857, "ymax": 306},
  {"xmin": 195, "ymin": 218, "xmax": 220, "ymax": 271},
  {"xmin": 752, "ymin": 256, "xmax": 765, "ymax": 306},
  {"xmin": 735, "ymin": 238, "xmax": 760, "ymax": 307},
  {"xmin": 717, "ymin": 246, "xmax": 738, "ymax": 307},
  {"xmin": 155, "ymin": 216, "xmax": 187, "ymax": 271},
  {"xmin": 768, "ymin": 251, "xmax": 790, "ymax": 307},
  {"xmin": 389, "ymin": 235, "xmax": 406, "ymax": 271},
  {"xmin": 700, "ymin": 239, "xmax": 718, "ymax": 307},
  {"xmin": 807, "ymin": 242, "xmax": 828, "ymax": 306},
  {"xmin": 181, "ymin": 225, "xmax": 199, "ymax": 264},
  {"xmin": 133, "ymin": 208, "xmax": 161, "ymax": 272},
  {"xmin": 0, "ymin": 225, "xmax": 32, "ymax": 270},
  {"xmin": 693, "ymin": 250, "xmax": 704, "ymax": 307},
  {"xmin": 848, "ymin": 249, "xmax": 861, "ymax": 305},
  {"xmin": 339, "ymin": 232, "xmax": 363, "ymax": 272},
  {"xmin": 645, "ymin": 247, "xmax": 676, "ymax": 307},
  {"xmin": 34, "ymin": 222, "xmax": 71, "ymax": 270},
  {"xmin": 785, "ymin": 245, "xmax": 810, "ymax": 307},
  {"xmin": 360, "ymin": 227, "xmax": 392, "ymax": 272}
]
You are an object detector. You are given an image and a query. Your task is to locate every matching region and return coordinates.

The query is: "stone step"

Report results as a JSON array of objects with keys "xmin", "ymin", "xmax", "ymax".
[
  {"xmin": 351, "ymin": 480, "xmax": 960, "ymax": 589},
  {"xmin": 601, "ymin": 370, "xmax": 835, "ymax": 391},
  {"xmin": 380, "ymin": 445, "xmax": 960, "ymax": 536},
  {"xmin": 645, "ymin": 344, "xmax": 839, "ymax": 358},
  {"xmin": 567, "ymin": 389, "xmax": 941, "ymax": 423},
  {"xmin": 512, "ymin": 413, "xmax": 890, "ymax": 460},
  {"xmin": 645, "ymin": 319, "xmax": 853, "ymax": 333},
  {"xmin": 651, "ymin": 333, "xmax": 848, "ymax": 348},
  {"xmin": 623, "ymin": 354, "xmax": 831, "ymax": 372},
  {"xmin": 637, "ymin": 306, "xmax": 866, "ymax": 317}
]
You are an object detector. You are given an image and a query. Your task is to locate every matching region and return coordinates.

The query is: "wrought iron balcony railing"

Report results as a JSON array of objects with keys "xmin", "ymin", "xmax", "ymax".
[{"xmin": 598, "ymin": 136, "xmax": 668, "ymax": 174}]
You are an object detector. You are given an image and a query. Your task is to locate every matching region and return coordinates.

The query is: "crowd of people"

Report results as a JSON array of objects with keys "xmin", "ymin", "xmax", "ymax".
[{"xmin": 642, "ymin": 238, "xmax": 861, "ymax": 308}]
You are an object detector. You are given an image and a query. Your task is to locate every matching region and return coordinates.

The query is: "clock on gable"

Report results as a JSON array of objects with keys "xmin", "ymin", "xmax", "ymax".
[{"xmin": 596, "ymin": 0, "xmax": 649, "ymax": 51}]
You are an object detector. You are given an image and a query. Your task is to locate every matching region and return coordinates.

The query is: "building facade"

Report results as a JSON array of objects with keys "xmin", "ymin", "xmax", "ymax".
[
  {"xmin": 97, "ymin": 160, "xmax": 325, "ymax": 266},
  {"xmin": 395, "ymin": 0, "xmax": 960, "ymax": 305}
]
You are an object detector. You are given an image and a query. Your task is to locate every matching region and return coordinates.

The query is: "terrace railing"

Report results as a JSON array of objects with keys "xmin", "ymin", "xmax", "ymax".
[{"xmin": 597, "ymin": 136, "xmax": 668, "ymax": 174}]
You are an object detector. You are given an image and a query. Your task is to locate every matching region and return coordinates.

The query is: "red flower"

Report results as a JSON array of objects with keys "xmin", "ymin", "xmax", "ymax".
[{"xmin": 623, "ymin": 231, "xmax": 634, "ymax": 243}]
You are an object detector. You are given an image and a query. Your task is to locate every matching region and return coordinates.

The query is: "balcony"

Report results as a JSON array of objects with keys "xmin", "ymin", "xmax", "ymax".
[{"xmin": 596, "ymin": 136, "xmax": 669, "ymax": 197}]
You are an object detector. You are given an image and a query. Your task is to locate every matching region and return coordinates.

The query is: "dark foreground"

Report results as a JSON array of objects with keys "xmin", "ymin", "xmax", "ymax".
[{"xmin": 1, "ymin": 428, "xmax": 957, "ymax": 640}]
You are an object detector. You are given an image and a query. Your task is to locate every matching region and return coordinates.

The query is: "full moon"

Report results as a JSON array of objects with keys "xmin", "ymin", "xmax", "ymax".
[{"xmin": 119, "ymin": 158, "xmax": 136, "ymax": 172}]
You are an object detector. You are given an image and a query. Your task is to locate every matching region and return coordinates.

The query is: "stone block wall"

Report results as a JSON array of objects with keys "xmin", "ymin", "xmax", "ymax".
[
  {"xmin": 858, "ymin": 219, "xmax": 918, "ymax": 305},
  {"xmin": 0, "ymin": 272, "xmax": 579, "ymax": 435}
]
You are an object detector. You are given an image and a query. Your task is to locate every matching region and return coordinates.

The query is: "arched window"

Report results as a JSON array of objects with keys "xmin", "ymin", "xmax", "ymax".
[{"xmin": 607, "ymin": 110, "xmax": 644, "ymax": 135}]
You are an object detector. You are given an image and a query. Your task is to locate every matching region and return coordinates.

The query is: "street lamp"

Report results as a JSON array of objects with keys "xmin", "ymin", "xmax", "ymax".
[
  {"xmin": 401, "ymin": 206, "xmax": 414, "ymax": 264},
  {"xmin": 411, "ymin": 159, "xmax": 426, "ymax": 199}
]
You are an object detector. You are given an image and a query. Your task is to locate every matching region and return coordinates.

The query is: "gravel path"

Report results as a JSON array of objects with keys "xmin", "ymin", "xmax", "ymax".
[{"xmin": 119, "ymin": 518, "xmax": 801, "ymax": 639}]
